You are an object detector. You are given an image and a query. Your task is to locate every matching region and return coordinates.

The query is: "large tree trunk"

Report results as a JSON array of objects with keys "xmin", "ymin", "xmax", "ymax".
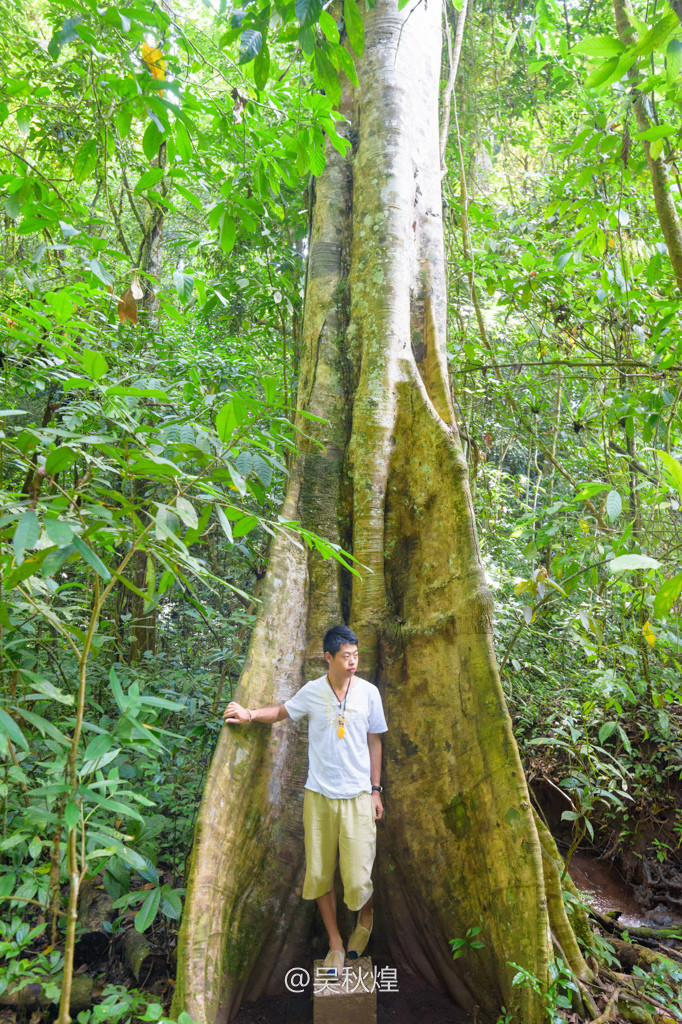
[{"xmin": 172, "ymin": 3, "xmax": 591, "ymax": 1022}]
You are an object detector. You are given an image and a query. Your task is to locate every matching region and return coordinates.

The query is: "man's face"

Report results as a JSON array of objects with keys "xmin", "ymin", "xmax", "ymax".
[{"xmin": 326, "ymin": 643, "xmax": 358, "ymax": 678}]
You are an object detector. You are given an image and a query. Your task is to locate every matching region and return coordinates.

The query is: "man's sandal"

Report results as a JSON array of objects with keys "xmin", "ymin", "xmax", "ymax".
[
  {"xmin": 320, "ymin": 948, "xmax": 345, "ymax": 982},
  {"xmin": 347, "ymin": 912, "xmax": 373, "ymax": 959}
]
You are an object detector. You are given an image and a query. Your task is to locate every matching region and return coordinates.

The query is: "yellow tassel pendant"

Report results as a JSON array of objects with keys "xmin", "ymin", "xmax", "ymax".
[{"xmin": 337, "ymin": 725, "xmax": 345, "ymax": 739}]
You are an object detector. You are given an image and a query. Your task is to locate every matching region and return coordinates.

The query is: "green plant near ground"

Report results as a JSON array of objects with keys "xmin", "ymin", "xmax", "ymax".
[
  {"xmin": 74, "ymin": 985, "xmax": 197, "ymax": 1024},
  {"xmin": 629, "ymin": 960, "xmax": 682, "ymax": 1022},
  {"xmin": 508, "ymin": 958, "xmax": 578, "ymax": 1024},
  {"xmin": 0, "ymin": 917, "xmax": 63, "ymax": 1004},
  {"xmin": 529, "ymin": 699, "xmax": 634, "ymax": 864},
  {"xmin": 449, "ymin": 925, "xmax": 486, "ymax": 960}
]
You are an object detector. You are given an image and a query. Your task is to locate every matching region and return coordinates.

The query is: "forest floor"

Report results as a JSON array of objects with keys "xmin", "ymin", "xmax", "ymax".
[
  {"xmin": 231, "ymin": 963, "xmax": 470, "ymax": 1024},
  {"xmin": 4, "ymin": 805, "xmax": 682, "ymax": 1023}
]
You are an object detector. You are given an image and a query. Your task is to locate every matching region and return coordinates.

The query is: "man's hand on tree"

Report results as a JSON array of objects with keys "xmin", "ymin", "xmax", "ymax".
[
  {"xmin": 372, "ymin": 790, "xmax": 383, "ymax": 821},
  {"xmin": 223, "ymin": 702, "xmax": 250, "ymax": 724}
]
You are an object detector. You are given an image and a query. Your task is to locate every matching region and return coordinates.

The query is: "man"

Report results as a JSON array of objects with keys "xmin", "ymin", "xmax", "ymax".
[{"xmin": 223, "ymin": 624, "xmax": 387, "ymax": 980}]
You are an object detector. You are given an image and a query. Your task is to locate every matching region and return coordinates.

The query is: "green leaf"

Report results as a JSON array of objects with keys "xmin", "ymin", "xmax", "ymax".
[
  {"xmin": 6, "ymin": 551, "xmax": 48, "ymax": 587},
  {"xmin": 117, "ymin": 104, "xmax": 133, "ymax": 139},
  {"xmin": 0, "ymin": 708, "xmax": 28, "ymax": 752},
  {"xmin": 585, "ymin": 56, "xmax": 620, "ymax": 89},
  {"xmin": 650, "ymin": 137, "xmax": 664, "ymax": 160},
  {"xmin": 24, "ymin": 675, "xmax": 73, "ymax": 704},
  {"xmin": 344, "ymin": 0, "xmax": 364, "ymax": 56},
  {"xmin": 235, "ymin": 451, "xmax": 252, "ymax": 476},
  {"xmin": 239, "ymin": 29, "xmax": 262, "ymax": 64},
  {"xmin": 314, "ymin": 46, "xmax": 341, "ymax": 106},
  {"xmin": 135, "ymin": 886, "xmax": 161, "ymax": 933},
  {"xmin": 173, "ymin": 269, "xmax": 194, "ymax": 302},
  {"xmin": 609, "ymin": 554, "xmax": 661, "ymax": 573},
  {"xmin": 105, "ymin": 386, "xmax": 170, "ymax": 399},
  {"xmin": 654, "ymin": 571, "xmax": 682, "ymax": 619},
  {"xmin": 45, "ymin": 445, "xmax": 78, "ymax": 475},
  {"xmin": 666, "ymin": 39, "xmax": 682, "ymax": 85},
  {"xmin": 658, "ymin": 450, "xmax": 682, "ymax": 501},
  {"xmin": 598, "ymin": 721, "xmax": 618, "ymax": 743},
  {"xmin": 252, "ymin": 454, "xmax": 273, "ymax": 488},
  {"xmin": 319, "ymin": 10, "xmax": 339, "ymax": 43},
  {"xmin": 299, "ymin": 26, "xmax": 315, "ymax": 56},
  {"xmin": 574, "ymin": 36, "xmax": 624, "ymax": 57},
  {"xmin": 296, "ymin": 133, "xmax": 310, "ymax": 175},
  {"xmin": 83, "ymin": 349, "xmax": 108, "ymax": 381},
  {"xmin": 336, "ymin": 46, "xmax": 359, "ymax": 86},
  {"xmin": 636, "ymin": 124, "xmax": 676, "ymax": 142},
  {"xmin": 173, "ymin": 183, "xmax": 202, "ymax": 210},
  {"xmin": 216, "ymin": 505, "xmax": 234, "ymax": 543},
  {"xmin": 109, "ymin": 666, "xmax": 126, "ymax": 713},
  {"xmin": 155, "ymin": 504, "xmax": 180, "ymax": 542},
  {"xmin": 64, "ymin": 802, "xmax": 80, "ymax": 830},
  {"xmin": 16, "ymin": 106, "xmax": 31, "ymax": 136},
  {"xmin": 73, "ymin": 139, "xmax": 98, "ymax": 183},
  {"xmin": 296, "ymin": 0, "xmax": 322, "ymax": 28},
  {"xmin": 135, "ymin": 168, "xmax": 165, "ymax": 192},
  {"xmin": 220, "ymin": 214, "xmax": 236, "ymax": 255},
  {"xmin": 40, "ymin": 544, "xmax": 75, "ymax": 579},
  {"xmin": 72, "ymin": 536, "xmax": 111, "ymax": 580},
  {"xmin": 605, "ymin": 490, "xmax": 622, "ymax": 522},
  {"xmin": 0, "ymin": 873, "xmax": 16, "ymax": 898},
  {"xmin": 575, "ymin": 482, "xmax": 608, "ymax": 500},
  {"xmin": 45, "ymin": 290, "xmax": 74, "ymax": 321},
  {"xmin": 89, "ymin": 259, "xmax": 114, "ymax": 287},
  {"xmin": 174, "ymin": 121, "xmax": 193, "ymax": 162},
  {"xmin": 44, "ymin": 518, "xmax": 75, "ymax": 547},
  {"xmin": 633, "ymin": 10, "xmax": 678, "ymax": 57},
  {"xmin": 84, "ymin": 789, "xmax": 145, "ymax": 822},
  {"xmin": 48, "ymin": 15, "xmax": 82, "ymax": 58},
  {"xmin": 160, "ymin": 889, "xmax": 183, "ymax": 919},
  {"xmin": 504, "ymin": 25, "xmax": 520, "ymax": 56},
  {"xmin": 216, "ymin": 401, "xmax": 237, "ymax": 443},
  {"xmin": 227, "ymin": 462, "xmax": 247, "ymax": 496},
  {"xmin": 143, "ymin": 122, "xmax": 165, "ymax": 161},
  {"xmin": 254, "ymin": 42, "xmax": 270, "ymax": 89},
  {"xmin": 233, "ymin": 515, "xmax": 257, "ymax": 538},
  {"xmin": 176, "ymin": 497, "xmax": 198, "ymax": 530},
  {"xmin": 13, "ymin": 509, "xmax": 39, "ymax": 563}
]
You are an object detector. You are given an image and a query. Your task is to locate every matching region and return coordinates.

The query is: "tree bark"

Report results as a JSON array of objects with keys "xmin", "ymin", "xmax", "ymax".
[{"xmin": 172, "ymin": 3, "xmax": 591, "ymax": 1022}]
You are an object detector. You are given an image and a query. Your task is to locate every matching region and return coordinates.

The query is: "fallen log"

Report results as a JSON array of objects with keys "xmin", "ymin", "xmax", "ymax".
[
  {"xmin": 0, "ymin": 975, "xmax": 93, "ymax": 1013},
  {"xmin": 75, "ymin": 877, "xmax": 114, "ymax": 966},
  {"xmin": 588, "ymin": 905, "xmax": 682, "ymax": 942},
  {"xmin": 122, "ymin": 927, "xmax": 167, "ymax": 986},
  {"xmin": 609, "ymin": 936, "xmax": 664, "ymax": 972}
]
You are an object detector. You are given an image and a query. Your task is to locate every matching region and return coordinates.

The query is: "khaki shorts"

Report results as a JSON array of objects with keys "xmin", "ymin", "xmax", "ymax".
[{"xmin": 302, "ymin": 789, "xmax": 376, "ymax": 911}]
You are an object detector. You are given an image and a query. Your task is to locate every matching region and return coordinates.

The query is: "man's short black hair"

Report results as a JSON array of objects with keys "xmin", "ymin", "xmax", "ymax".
[{"xmin": 323, "ymin": 625, "xmax": 358, "ymax": 655}]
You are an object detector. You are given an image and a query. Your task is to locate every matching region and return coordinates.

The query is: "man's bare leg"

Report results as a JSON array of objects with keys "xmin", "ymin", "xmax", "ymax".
[
  {"xmin": 358, "ymin": 894, "xmax": 373, "ymax": 929},
  {"xmin": 317, "ymin": 889, "xmax": 344, "ymax": 951}
]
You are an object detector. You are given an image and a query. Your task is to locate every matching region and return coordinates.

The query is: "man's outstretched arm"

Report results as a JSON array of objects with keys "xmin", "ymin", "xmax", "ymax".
[{"xmin": 223, "ymin": 702, "xmax": 290, "ymax": 725}]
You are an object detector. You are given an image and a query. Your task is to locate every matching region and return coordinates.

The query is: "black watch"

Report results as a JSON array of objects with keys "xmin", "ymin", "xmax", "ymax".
[{"xmin": 372, "ymin": 785, "xmax": 383, "ymax": 793}]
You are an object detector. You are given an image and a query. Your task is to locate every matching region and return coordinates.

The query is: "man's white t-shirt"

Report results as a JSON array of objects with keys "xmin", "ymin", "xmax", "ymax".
[{"xmin": 284, "ymin": 675, "xmax": 388, "ymax": 800}]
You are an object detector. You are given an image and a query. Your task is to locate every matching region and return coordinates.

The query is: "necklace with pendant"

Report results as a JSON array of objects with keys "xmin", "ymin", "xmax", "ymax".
[{"xmin": 327, "ymin": 674, "xmax": 352, "ymax": 738}]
